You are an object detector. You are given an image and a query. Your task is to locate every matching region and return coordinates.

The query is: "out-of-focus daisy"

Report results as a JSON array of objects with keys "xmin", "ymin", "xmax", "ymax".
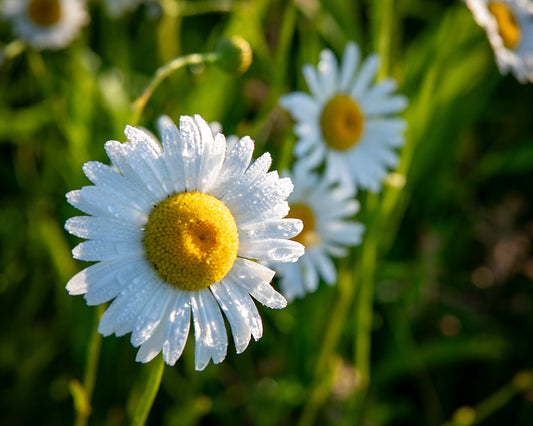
[
  {"xmin": 65, "ymin": 114, "xmax": 304, "ymax": 371},
  {"xmin": 271, "ymin": 164, "xmax": 364, "ymax": 301},
  {"xmin": 465, "ymin": 0, "xmax": 533, "ymax": 83},
  {"xmin": 1, "ymin": 0, "xmax": 89, "ymax": 50},
  {"xmin": 280, "ymin": 42, "xmax": 408, "ymax": 193},
  {"xmin": 102, "ymin": 0, "xmax": 144, "ymax": 17}
]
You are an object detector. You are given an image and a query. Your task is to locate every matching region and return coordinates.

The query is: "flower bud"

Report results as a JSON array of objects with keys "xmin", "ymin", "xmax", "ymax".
[{"xmin": 215, "ymin": 36, "xmax": 252, "ymax": 75}]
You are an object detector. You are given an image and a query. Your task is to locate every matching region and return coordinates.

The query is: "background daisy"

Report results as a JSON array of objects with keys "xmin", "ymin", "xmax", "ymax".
[
  {"xmin": 280, "ymin": 42, "xmax": 407, "ymax": 193},
  {"xmin": 65, "ymin": 114, "xmax": 304, "ymax": 370},
  {"xmin": 271, "ymin": 163, "xmax": 364, "ymax": 301},
  {"xmin": 465, "ymin": 0, "xmax": 533, "ymax": 83},
  {"xmin": 1, "ymin": 0, "xmax": 89, "ymax": 50}
]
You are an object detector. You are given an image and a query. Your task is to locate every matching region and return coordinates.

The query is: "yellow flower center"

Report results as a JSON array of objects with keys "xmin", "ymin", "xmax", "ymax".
[
  {"xmin": 288, "ymin": 203, "xmax": 320, "ymax": 247},
  {"xmin": 143, "ymin": 191, "xmax": 239, "ymax": 291},
  {"xmin": 488, "ymin": 2, "xmax": 521, "ymax": 49},
  {"xmin": 28, "ymin": 0, "xmax": 62, "ymax": 27},
  {"xmin": 320, "ymin": 94, "xmax": 365, "ymax": 151}
]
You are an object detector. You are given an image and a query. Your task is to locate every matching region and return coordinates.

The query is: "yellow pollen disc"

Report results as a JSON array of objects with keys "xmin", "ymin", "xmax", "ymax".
[
  {"xmin": 143, "ymin": 191, "xmax": 239, "ymax": 291},
  {"xmin": 28, "ymin": 0, "xmax": 62, "ymax": 27},
  {"xmin": 288, "ymin": 203, "xmax": 320, "ymax": 247},
  {"xmin": 488, "ymin": 2, "xmax": 521, "ymax": 49},
  {"xmin": 320, "ymin": 94, "xmax": 365, "ymax": 151}
]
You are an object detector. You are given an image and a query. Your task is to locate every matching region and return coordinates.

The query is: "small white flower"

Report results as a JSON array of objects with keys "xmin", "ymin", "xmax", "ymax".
[
  {"xmin": 280, "ymin": 42, "xmax": 408, "ymax": 193},
  {"xmin": 1, "ymin": 0, "xmax": 89, "ymax": 50},
  {"xmin": 65, "ymin": 114, "xmax": 304, "ymax": 370},
  {"xmin": 102, "ymin": 0, "xmax": 144, "ymax": 17},
  {"xmin": 465, "ymin": 0, "xmax": 533, "ymax": 83},
  {"xmin": 271, "ymin": 164, "xmax": 364, "ymax": 301}
]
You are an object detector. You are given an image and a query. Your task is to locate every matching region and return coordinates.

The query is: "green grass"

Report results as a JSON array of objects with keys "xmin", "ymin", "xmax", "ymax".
[{"xmin": 1, "ymin": 0, "xmax": 533, "ymax": 425}]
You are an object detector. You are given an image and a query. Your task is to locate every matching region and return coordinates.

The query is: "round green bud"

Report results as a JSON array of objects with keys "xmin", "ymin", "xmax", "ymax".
[{"xmin": 215, "ymin": 36, "xmax": 253, "ymax": 75}]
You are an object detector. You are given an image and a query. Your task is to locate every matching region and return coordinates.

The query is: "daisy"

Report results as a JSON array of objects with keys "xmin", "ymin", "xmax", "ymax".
[
  {"xmin": 65, "ymin": 114, "xmax": 304, "ymax": 371},
  {"xmin": 1, "ymin": 0, "xmax": 89, "ymax": 50},
  {"xmin": 272, "ymin": 164, "xmax": 364, "ymax": 301},
  {"xmin": 465, "ymin": 0, "xmax": 533, "ymax": 83},
  {"xmin": 280, "ymin": 42, "xmax": 408, "ymax": 193}
]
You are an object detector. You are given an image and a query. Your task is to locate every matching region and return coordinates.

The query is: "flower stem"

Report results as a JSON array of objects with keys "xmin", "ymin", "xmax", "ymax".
[
  {"xmin": 131, "ymin": 355, "xmax": 165, "ymax": 426},
  {"xmin": 131, "ymin": 52, "xmax": 219, "ymax": 126},
  {"xmin": 298, "ymin": 255, "xmax": 358, "ymax": 426},
  {"xmin": 71, "ymin": 304, "xmax": 104, "ymax": 426}
]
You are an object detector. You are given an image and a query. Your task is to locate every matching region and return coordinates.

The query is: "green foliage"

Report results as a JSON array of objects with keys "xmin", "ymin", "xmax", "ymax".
[{"xmin": 1, "ymin": 0, "xmax": 533, "ymax": 425}]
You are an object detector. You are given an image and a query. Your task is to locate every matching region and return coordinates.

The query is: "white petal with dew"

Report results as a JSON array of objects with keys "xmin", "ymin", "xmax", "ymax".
[
  {"xmin": 162, "ymin": 291, "xmax": 191, "ymax": 365},
  {"xmin": 210, "ymin": 282, "xmax": 252, "ymax": 354},
  {"xmin": 131, "ymin": 284, "xmax": 175, "ymax": 347}
]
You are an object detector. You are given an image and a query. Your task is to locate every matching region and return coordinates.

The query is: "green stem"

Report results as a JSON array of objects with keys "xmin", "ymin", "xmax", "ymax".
[
  {"xmin": 298, "ymin": 255, "xmax": 358, "ymax": 426},
  {"xmin": 131, "ymin": 52, "xmax": 219, "ymax": 126},
  {"xmin": 131, "ymin": 355, "xmax": 166, "ymax": 426},
  {"xmin": 164, "ymin": 0, "xmax": 233, "ymax": 17},
  {"xmin": 376, "ymin": 0, "xmax": 394, "ymax": 79},
  {"xmin": 72, "ymin": 304, "xmax": 104, "ymax": 426}
]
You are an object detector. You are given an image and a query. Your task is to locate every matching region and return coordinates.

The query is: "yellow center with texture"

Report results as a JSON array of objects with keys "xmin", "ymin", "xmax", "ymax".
[
  {"xmin": 320, "ymin": 94, "xmax": 365, "ymax": 151},
  {"xmin": 143, "ymin": 191, "xmax": 239, "ymax": 291},
  {"xmin": 28, "ymin": 0, "xmax": 62, "ymax": 27},
  {"xmin": 288, "ymin": 203, "xmax": 319, "ymax": 247},
  {"xmin": 488, "ymin": 2, "xmax": 521, "ymax": 49}
]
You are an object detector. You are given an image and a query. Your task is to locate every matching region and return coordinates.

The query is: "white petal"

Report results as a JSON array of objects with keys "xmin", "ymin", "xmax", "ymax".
[
  {"xmin": 339, "ymin": 42, "xmax": 360, "ymax": 92},
  {"xmin": 364, "ymin": 95, "xmax": 408, "ymax": 115},
  {"xmin": 239, "ymin": 218, "xmax": 303, "ymax": 241},
  {"xmin": 238, "ymin": 238, "xmax": 304, "ymax": 263},
  {"xmin": 178, "ymin": 116, "xmax": 203, "ymax": 191},
  {"xmin": 318, "ymin": 49, "xmax": 338, "ymax": 99},
  {"xmin": 351, "ymin": 54, "xmax": 379, "ymax": 98},
  {"xmin": 157, "ymin": 115, "xmax": 186, "ymax": 194},
  {"xmin": 98, "ymin": 268, "xmax": 160, "ymax": 337},
  {"xmin": 84, "ymin": 258, "xmax": 146, "ymax": 306},
  {"xmin": 279, "ymin": 92, "xmax": 320, "ymax": 122},
  {"xmin": 72, "ymin": 239, "xmax": 143, "ymax": 262},
  {"xmin": 131, "ymin": 284, "xmax": 175, "ymax": 347},
  {"xmin": 231, "ymin": 259, "xmax": 287, "ymax": 309},
  {"xmin": 198, "ymin": 130, "xmax": 226, "ymax": 193},
  {"xmin": 65, "ymin": 216, "xmax": 142, "ymax": 241},
  {"xmin": 301, "ymin": 254, "xmax": 319, "ymax": 293},
  {"xmin": 303, "ymin": 63, "xmax": 326, "ymax": 102},
  {"xmin": 162, "ymin": 292, "xmax": 192, "ymax": 366},
  {"xmin": 135, "ymin": 317, "xmax": 167, "ymax": 363},
  {"xmin": 210, "ymin": 282, "xmax": 252, "ymax": 354},
  {"xmin": 210, "ymin": 136, "xmax": 254, "ymax": 198},
  {"xmin": 190, "ymin": 289, "xmax": 228, "ymax": 370},
  {"xmin": 309, "ymin": 249, "xmax": 337, "ymax": 285}
]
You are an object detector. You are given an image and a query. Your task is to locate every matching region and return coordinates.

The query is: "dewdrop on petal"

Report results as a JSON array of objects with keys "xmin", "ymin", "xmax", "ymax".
[
  {"xmin": 215, "ymin": 36, "xmax": 253, "ymax": 75},
  {"xmin": 64, "ymin": 114, "xmax": 304, "ymax": 370}
]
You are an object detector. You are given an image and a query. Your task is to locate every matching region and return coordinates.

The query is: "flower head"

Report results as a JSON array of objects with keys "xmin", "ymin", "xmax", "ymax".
[
  {"xmin": 271, "ymin": 164, "xmax": 364, "ymax": 301},
  {"xmin": 65, "ymin": 114, "xmax": 304, "ymax": 370},
  {"xmin": 280, "ymin": 42, "xmax": 408, "ymax": 192},
  {"xmin": 465, "ymin": 0, "xmax": 533, "ymax": 83},
  {"xmin": 1, "ymin": 0, "xmax": 89, "ymax": 50}
]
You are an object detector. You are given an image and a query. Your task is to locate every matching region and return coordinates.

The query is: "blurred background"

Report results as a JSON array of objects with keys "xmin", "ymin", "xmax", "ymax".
[{"xmin": 1, "ymin": 0, "xmax": 533, "ymax": 425}]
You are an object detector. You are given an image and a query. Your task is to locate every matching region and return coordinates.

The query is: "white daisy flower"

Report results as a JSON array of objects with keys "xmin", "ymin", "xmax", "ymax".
[
  {"xmin": 102, "ymin": 0, "xmax": 144, "ymax": 17},
  {"xmin": 465, "ymin": 0, "xmax": 533, "ymax": 83},
  {"xmin": 1, "ymin": 0, "xmax": 89, "ymax": 50},
  {"xmin": 280, "ymin": 42, "xmax": 408, "ymax": 193},
  {"xmin": 272, "ymin": 163, "xmax": 364, "ymax": 301},
  {"xmin": 65, "ymin": 114, "xmax": 304, "ymax": 371}
]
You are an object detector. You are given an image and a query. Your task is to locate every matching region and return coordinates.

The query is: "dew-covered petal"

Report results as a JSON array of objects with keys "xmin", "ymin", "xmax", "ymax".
[
  {"xmin": 72, "ymin": 239, "xmax": 143, "ymax": 262},
  {"xmin": 83, "ymin": 258, "xmax": 146, "ymax": 306},
  {"xmin": 157, "ymin": 115, "xmax": 186, "ymax": 194},
  {"xmin": 238, "ymin": 238, "xmax": 304, "ymax": 263},
  {"xmin": 190, "ymin": 289, "xmax": 228, "ymax": 371},
  {"xmin": 135, "ymin": 315, "xmax": 167, "ymax": 363},
  {"xmin": 98, "ymin": 268, "xmax": 160, "ymax": 337},
  {"xmin": 162, "ymin": 291, "xmax": 191, "ymax": 365},
  {"xmin": 231, "ymin": 259, "xmax": 287, "ymax": 309},
  {"xmin": 210, "ymin": 281, "xmax": 252, "ymax": 354},
  {"xmin": 239, "ymin": 218, "xmax": 303, "ymax": 241},
  {"xmin": 131, "ymin": 284, "xmax": 175, "ymax": 347},
  {"xmin": 65, "ymin": 216, "xmax": 142, "ymax": 241},
  {"xmin": 178, "ymin": 115, "xmax": 203, "ymax": 191}
]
